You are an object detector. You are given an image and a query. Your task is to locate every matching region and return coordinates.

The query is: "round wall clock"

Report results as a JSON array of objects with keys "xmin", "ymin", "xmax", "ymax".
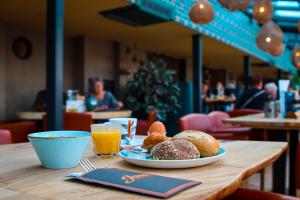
[{"xmin": 12, "ymin": 36, "xmax": 32, "ymax": 59}]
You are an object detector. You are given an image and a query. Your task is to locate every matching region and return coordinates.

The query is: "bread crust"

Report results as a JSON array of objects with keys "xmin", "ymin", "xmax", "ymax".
[
  {"xmin": 142, "ymin": 132, "xmax": 169, "ymax": 151},
  {"xmin": 173, "ymin": 130, "xmax": 219, "ymax": 157},
  {"xmin": 150, "ymin": 140, "xmax": 200, "ymax": 160}
]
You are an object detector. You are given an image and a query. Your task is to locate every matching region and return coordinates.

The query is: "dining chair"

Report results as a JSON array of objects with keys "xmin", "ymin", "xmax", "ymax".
[
  {"xmin": 136, "ymin": 111, "xmax": 157, "ymax": 135},
  {"xmin": 223, "ymin": 188, "xmax": 299, "ymax": 200},
  {"xmin": 208, "ymin": 111, "xmax": 250, "ymax": 140},
  {"xmin": 0, "ymin": 121, "xmax": 38, "ymax": 144},
  {"xmin": 43, "ymin": 112, "xmax": 93, "ymax": 132},
  {"xmin": 297, "ymin": 141, "xmax": 300, "ymax": 194},
  {"xmin": 178, "ymin": 113, "xmax": 246, "ymax": 140},
  {"xmin": 0, "ymin": 129, "xmax": 12, "ymax": 144}
]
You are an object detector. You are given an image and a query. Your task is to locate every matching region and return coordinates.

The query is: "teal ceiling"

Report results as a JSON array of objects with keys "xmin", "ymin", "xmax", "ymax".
[{"xmin": 128, "ymin": 0, "xmax": 298, "ymax": 74}]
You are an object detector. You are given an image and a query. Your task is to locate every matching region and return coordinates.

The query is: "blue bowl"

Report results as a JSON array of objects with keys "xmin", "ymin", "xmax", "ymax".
[{"xmin": 28, "ymin": 131, "xmax": 91, "ymax": 169}]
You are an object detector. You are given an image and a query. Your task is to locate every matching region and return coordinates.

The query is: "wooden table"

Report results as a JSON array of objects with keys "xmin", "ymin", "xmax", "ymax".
[
  {"xmin": 0, "ymin": 139, "xmax": 287, "ymax": 200},
  {"xmin": 224, "ymin": 113, "xmax": 300, "ymax": 195},
  {"xmin": 17, "ymin": 110, "xmax": 132, "ymax": 120}
]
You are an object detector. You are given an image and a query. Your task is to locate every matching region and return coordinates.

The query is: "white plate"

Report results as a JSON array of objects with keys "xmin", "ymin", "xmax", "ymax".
[{"xmin": 119, "ymin": 147, "xmax": 226, "ymax": 169}]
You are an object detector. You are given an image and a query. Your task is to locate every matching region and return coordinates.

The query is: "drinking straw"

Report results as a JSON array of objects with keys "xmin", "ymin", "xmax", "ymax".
[{"xmin": 128, "ymin": 120, "xmax": 131, "ymax": 138}]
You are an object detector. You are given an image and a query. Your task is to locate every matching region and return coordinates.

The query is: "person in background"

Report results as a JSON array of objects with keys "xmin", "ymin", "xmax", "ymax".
[
  {"xmin": 264, "ymin": 82, "xmax": 278, "ymax": 100},
  {"xmin": 86, "ymin": 78, "xmax": 123, "ymax": 111},
  {"xmin": 32, "ymin": 90, "xmax": 47, "ymax": 111},
  {"xmin": 235, "ymin": 75, "xmax": 270, "ymax": 110},
  {"xmin": 215, "ymin": 81, "xmax": 225, "ymax": 97}
]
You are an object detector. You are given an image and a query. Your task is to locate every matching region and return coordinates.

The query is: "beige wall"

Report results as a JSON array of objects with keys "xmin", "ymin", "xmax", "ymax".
[
  {"xmin": 1, "ymin": 24, "xmax": 74, "ymax": 120},
  {"xmin": 0, "ymin": 23, "xmax": 6, "ymax": 121},
  {"xmin": 84, "ymin": 37, "xmax": 115, "ymax": 92}
]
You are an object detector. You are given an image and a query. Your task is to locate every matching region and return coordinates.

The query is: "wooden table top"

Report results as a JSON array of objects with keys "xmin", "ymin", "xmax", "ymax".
[
  {"xmin": 224, "ymin": 113, "xmax": 300, "ymax": 130},
  {"xmin": 0, "ymin": 138, "xmax": 287, "ymax": 200},
  {"xmin": 16, "ymin": 110, "xmax": 132, "ymax": 120}
]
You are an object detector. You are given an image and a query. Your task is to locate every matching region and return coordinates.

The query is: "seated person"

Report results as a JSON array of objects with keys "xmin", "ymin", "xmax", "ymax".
[
  {"xmin": 235, "ymin": 75, "xmax": 270, "ymax": 110},
  {"xmin": 86, "ymin": 78, "xmax": 123, "ymax": 111},
  {"xmin": 32, "ymin": 90, "xmax": 47, "ymax": 111},
  {"xmin": 264, "ymin": 82, "xmax": 278, "ymax": 100}
]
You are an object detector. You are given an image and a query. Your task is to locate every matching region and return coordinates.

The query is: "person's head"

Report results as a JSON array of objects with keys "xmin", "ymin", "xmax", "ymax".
[
  {"xmin": 203, "ymin": 83, "xmax": 209, "ymax": 94},
  {"xmin": 250, "ymin": 75, "xmax": 263, "ymax": 89},
  {"xmin": 265, "ymin": 82, "xmax": 278, "ymax": 100},
  {"xmin": 216, "ymin": 82, "xmax": 224, "ymax": 90},
  {"xmin": 90, "ymin": 78, "xmax": 104, "ymax": 95}
]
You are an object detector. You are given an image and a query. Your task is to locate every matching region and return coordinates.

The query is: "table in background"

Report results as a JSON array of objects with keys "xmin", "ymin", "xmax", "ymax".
[
  {"xmin": 204, "ymin": 97, "xmax": 235, "ymax": 112},
  {"xmin": 0, "ymin": 138, "xmax": 287, "ymax": 200},
  {"xmin": 17, "ymin": 110, "xmax": 132, "ymax": 121},
  {"xmin": 224, "ymin": 113, "xmax": 300, "ymax": 195}
]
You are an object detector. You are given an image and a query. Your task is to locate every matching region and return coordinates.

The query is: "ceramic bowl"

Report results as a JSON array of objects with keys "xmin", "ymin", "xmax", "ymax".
[{"xmin": 28, "ymin": 131, "xmax": 90, "ymax": 169}]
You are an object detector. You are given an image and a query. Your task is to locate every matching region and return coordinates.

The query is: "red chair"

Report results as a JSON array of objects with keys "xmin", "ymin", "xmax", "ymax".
[
  {"xmin": 223, "ymin": 188, "xmax": 299, "ymax": 200},
  {"xmin": 178, "ymin": 113, "xmax": 247, "ymax": 140},
  {"xmin": 136, "ymin": 111, "xmax": 157, "ymax": 135},
  {"xmin": 228, "ymin": 109, "xmax": 262, "ymax": 118},
  {"xmin": 209, "ymin": 111, "xmax": 250, "ymax": 140},
  {"xmin": 179, "ymin": 113, "xmax": 213, "ymax": 132},
  {"xmin": 0, "ymin": 129, "xmax": 12, "ymax": 144},
  {"xmin": 43, "ymin": 112, "xmax": 93, "ymax": 132},
  {"xmin": 0, "ymin": 121, "xmax": 38, "ymax": 144},
  {"xmin": 297, "ymin": 141, "xmax": 300, "ymax": 191}
]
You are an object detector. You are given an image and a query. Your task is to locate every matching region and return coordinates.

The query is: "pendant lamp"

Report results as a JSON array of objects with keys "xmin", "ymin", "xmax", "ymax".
[
  {"xmin": 292, "ymin": 44, "xmax": 300, "ymax": 68},
  {"xmin": 217, "ymin": 0, "xmax": 251, "ymax": 11},
  {"xmin": 189, "ymin": 0, "xmax": 214, "ymax": 25},
  {"xmin": 256, "ymin": 21, "xmax": 284, "ymax": 56},
  {"xmin": 252, "ymin": 0, "xmax": 274, "ymax": 24}
]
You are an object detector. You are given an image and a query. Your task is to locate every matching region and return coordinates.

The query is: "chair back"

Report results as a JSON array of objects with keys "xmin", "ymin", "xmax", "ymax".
[
  {"xmin": 179, "ymin": 113, "xmax": 213, "ymax": 132},
  {"xmin": 43, "ymin": 113, "xmax": 93, "ymax": 132},
  {"xmin": 0, "ymin": 129, "xmax": 12, "ymax": 144},
  {"xmin": 208, "ymin": 111, "xmax": 232, "ymax": 129},
  {"xmin": 227, "ymin": 109, "xmax": 262, "ymax": 118},
  {"xmin": 0, "ymin": 122, "xmax": 37, "ymax": 143},
  {"xmin": 297, "ymin": 141, "xmax": 300, "ymax": 190},
  {"xmin": 136, "ymin": 111, "xmax": 157, "ymax": 135}
]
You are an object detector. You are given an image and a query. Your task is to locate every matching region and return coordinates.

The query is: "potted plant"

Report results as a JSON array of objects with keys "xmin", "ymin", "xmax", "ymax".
[{"xmin": 125, "ymin": 57, "xmax": 181, "ymax": 121}]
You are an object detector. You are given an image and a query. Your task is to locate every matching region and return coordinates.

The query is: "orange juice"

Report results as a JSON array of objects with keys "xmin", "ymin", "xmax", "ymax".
[
  {"xmin": 91, "ymin": 124, "xmax": 121, "ymax": 155},
  {"xmin": 91, "ymin": 131, "xmax": 121, "ymax": 155}
]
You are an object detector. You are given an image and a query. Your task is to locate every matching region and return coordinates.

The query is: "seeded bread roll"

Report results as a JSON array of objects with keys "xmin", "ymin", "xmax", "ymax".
[
  {"xmin": 173, "ymin": 130, "xmax": 219, "ymax": 157},
  {"xmin": 150, "ymin": 140, "xmax": 200, "ymax": 160}
]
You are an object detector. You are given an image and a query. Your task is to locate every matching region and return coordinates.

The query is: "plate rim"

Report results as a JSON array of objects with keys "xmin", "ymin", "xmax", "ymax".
[{"xmin": 119, "ymin": 147, "xmax": 226, "ymax": 162}]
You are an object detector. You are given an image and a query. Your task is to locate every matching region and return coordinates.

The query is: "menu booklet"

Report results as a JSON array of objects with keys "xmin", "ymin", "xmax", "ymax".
[{"xmin": 75, "ymin": 168, "xmax": 201, "ymax": 198}]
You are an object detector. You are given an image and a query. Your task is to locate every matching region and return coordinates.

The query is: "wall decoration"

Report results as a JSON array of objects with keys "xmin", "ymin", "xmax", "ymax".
[
  {"xmin": 256, "ymin": 21, "xmax": 284, "ymax": 57},
  {"xmin": 217, "ymin": 0, "xmax": 251, "ymax": 11},
  {"xmin": 292, "ymin": 44, "xmax": 300, "ymax": 68},
  {"xmin": 189, "ymin": 0, "xmax": 214, "ymax": 25},
  {"xmin": 252, "ymin": 0, "xmax": 274, "ymax": 24},
  {"xmin": 12, "ymin": 36, "xmax": 32, "ymax": 59}
]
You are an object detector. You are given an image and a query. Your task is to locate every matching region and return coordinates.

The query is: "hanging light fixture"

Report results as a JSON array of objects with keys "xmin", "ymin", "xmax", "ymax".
[
  {"xmin": 189, "ymin": 0, "xmax": 214, "ymax": 25},
  {"xmin": 217, "ymin": 0, "xmax": 251, "ymax": 11},
  {"xmin": 252, "ymin": 0, "xmax": 274, "ymax": 24},
  {"xmin": 292, "ymin": 44, "xmax": 300, "ymax": 68},
  {"xmin": 270, "ymin": 44, "xmax": 284, "ymax": 57},
  {"xmin": 256, "ymin": 21, "xmax": 284, "ymax": 56}
]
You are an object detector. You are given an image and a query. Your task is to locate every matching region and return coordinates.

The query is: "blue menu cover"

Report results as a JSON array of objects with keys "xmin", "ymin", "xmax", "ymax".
[{"xmin": 76, "ymin": 168, "xmax": 201, "ymax": 198}]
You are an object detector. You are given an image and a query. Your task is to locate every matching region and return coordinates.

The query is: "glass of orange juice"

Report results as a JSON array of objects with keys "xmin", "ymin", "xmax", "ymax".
[{"xmin": 91, "ymin": 123, "xmax": 121, "ymax": 156}]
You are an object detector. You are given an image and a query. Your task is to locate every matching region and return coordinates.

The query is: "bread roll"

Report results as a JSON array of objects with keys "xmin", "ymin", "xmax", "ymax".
[
  {"xmin": 173, "ymin": 130, "xmax": 219, "ymax": 157},
  {"xmin": 142, "ymin": 132, "xmax": 169, "ymax": 151},
  {"xmin": 151, "ymin": 140, "xmax": 200, "ymax": 160}
]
